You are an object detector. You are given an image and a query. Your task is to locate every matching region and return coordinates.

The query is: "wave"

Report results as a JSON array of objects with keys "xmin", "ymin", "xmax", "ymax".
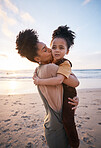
[
  {"xmin": 0, "ymin": 76, "xmax": 32, "ymax": 80},
  {"xmin": 0, "ymin": 69, "xmax": 101, "ymax": 80},
  {"xmin": 1, "ymin": 76, "xmax": 101, "ymax": 80}
]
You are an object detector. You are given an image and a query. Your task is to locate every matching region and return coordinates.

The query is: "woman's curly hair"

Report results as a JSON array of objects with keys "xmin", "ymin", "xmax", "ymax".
[
  {"xmin": 51, "ymin": 25, "xmax": 75, "ymax": 49},
  {"xmin": 16, "ymin": 29, "xmax": 39, "ymax": 62}
]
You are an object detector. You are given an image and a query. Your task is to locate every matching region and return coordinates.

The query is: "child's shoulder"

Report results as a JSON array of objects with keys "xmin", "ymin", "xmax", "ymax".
[
  {"xmin": 55, "ymin": 58, "xmax": 72, "ymax": 67},
  {"xmin": 62, "ymin": 60, "xmax": 70, "ymax": 65},
  {"xmin": 60, "ymin": 59, "xmax": 71, "ymax": 67}
]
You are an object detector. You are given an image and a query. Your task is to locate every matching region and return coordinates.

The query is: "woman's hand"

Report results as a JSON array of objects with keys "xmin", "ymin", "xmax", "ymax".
[
  {"xmin": 33, "ymin": 67, "xmax": 37, "ymax": 78},
  {"xmin": 33, "ymin": 75, "xmax": 40, "ymax": 85},
  {"xmin": 68, "ymin": 96, "xmax": 79, "ymax": 111},
  {"xmin": 33, "ymin": 68, "xmax": 39, "ymax": 85}
]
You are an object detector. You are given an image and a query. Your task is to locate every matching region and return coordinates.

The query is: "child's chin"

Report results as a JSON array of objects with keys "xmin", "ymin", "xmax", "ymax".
[
  {"xmin": 55, "ymin": 58, "xmax": 60, "ymax": 60},
  {"xmin": 54, "ymin": 56, "xmax": 60, "ymax": 59}
]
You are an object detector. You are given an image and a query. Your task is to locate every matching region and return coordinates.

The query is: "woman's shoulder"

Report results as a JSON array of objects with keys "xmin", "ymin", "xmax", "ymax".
[
  {"xmin": 45, "ymin": 63, "xmax": 58, "ymax": 69},
  {"xmin": 45, "ymin": 63, "xmax": 58, "ymax": 74},
  {"xmin": 38, "ymin": 63, "xmax": 58, "ymax": 78}
]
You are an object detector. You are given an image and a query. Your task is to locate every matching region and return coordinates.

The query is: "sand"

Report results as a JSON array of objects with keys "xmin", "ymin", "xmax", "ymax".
[{"xmin": 0, "ymin": 88, "xmax": 101, "ymax": 148}]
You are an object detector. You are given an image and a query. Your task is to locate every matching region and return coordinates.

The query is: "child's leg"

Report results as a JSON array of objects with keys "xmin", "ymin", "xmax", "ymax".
[{"xmin": 62, "ymin": 85, "xmax": 80, "ymax": 148}]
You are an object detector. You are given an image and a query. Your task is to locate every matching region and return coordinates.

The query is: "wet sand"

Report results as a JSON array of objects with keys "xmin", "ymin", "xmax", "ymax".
[{"xmin": 0, "ymin": 88, "xmax": 101, "ymax": 148}]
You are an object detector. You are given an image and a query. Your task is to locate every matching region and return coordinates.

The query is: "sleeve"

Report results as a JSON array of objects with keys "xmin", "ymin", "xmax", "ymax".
[
  {"xmin": 47, "ymin": 63, "xmax": 59, "ymax": 77},
  {"xmin": 57, "ymin": 61, "xmax": 71, "ymax": 78}
]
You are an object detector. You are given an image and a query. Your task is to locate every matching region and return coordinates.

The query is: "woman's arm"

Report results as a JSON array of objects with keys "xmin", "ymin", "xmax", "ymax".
[{"xmin": 33, "ymin": 74, "xmax": 65, "ymax": 85}]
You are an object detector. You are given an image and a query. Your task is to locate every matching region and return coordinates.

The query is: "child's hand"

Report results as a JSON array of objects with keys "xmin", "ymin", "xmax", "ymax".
[
  {"xmin": 33, "ymin": 75, "xmax": 40, "ymax": 85},
  {"xmin": 68, "ymin": 96, "xmax": 79, "ymax": 111}
]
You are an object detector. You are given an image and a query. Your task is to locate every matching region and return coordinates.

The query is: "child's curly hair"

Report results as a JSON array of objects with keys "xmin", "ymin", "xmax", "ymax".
[
  {"xmin": 51, "ymin": 25, "xmax": 75, "ymax": 49},
  {"xmin": 16, "ymin": 29, "xmax": 39, "ymax": 62}
]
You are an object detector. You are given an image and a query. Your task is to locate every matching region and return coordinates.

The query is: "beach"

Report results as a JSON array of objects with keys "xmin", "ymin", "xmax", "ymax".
[{"xmin": 0, "ymin": 88, "xmax": 101, "ymax": 148}]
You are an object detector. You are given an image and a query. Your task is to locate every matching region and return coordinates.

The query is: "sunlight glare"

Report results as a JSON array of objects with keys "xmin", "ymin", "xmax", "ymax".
[
  {"xmin": 9, "ymin": 80, "xmax": 17, "ymax": 91},
  {"xmin": 0, "ymin": 53, "xmax": 38, "ymax": 70}
]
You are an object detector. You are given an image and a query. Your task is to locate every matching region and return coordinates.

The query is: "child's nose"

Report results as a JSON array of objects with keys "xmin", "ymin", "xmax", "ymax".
[{"xmin": 55, "ymin": 48, "xmax": 59, "ymax": 51}]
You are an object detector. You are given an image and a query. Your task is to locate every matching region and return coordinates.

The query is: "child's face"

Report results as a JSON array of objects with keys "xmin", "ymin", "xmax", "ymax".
[{"xmin": 51, "ymin": 38, "xmax": 68, "ymax": 62}]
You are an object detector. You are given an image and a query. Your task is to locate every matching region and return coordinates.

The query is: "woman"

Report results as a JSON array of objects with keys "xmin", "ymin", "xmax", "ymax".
[{"xmin": 16, "ymin": 29, "xmax": 79, "ymax": 148}]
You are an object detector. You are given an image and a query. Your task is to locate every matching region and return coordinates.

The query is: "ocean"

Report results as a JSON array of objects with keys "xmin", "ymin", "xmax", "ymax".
[{"xmin": 0, "ymin": 69, "xmax": 101, "ymax": 95}]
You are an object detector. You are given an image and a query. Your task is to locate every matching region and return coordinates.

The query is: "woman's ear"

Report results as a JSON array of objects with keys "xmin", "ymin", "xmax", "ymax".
[{"xmin": 34, "ymin": 56, "xmax": 41, "ymax": 63}]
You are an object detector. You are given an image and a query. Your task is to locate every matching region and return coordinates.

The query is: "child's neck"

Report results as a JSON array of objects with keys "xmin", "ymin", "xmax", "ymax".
[
  {"xmin": 52, "ymin": 58, "xmax": 64, "ymax": 64},
  {"xmin": 54, "ymin": 58, "xmax": 68, "ymax": 66}
]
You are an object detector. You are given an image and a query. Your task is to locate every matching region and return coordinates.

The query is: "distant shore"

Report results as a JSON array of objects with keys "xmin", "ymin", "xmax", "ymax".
[{"xmin": 0, "ymin": 88, "xmax": 101, "ymax": 148}]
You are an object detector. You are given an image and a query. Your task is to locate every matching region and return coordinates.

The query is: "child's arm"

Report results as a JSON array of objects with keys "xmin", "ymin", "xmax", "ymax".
[
  {"xmin": 33, "ymin": 72, "xmax": 79, "ymax": 87},
  {"xmin": 63, "ymin": 73, "xmax": 79, "ymax": 88},
  {"xmin": 33, "ymin": 74, "xmax": 65, "ymax": 85},
  {"xmin": 33, "ymin": 62, "xmax": 79, "ymax": 87}
]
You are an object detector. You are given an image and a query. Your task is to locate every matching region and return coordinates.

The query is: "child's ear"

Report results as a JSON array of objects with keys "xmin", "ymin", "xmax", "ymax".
[
  {"xmin": 66, "ymin": 50, "xmax": 69, "ymax": 54},
  {"xmin": 34, "ymin": 56, "xmax": 41, "ymax": 63}
]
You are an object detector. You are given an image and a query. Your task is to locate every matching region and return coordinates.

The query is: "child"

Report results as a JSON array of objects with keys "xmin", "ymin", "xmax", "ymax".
[{"xmin": 34, "ymin": 25, "xmax": 79, "ymax": 148}]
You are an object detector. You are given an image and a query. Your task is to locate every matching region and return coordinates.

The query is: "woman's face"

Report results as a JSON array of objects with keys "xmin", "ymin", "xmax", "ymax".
[
  {"xmin": 51, "ymin": 38, "xmax": 68, "ymax": 62},
  {"xmin": 36, "ymin": 42, "xmax": 53, "ymax": 64}
]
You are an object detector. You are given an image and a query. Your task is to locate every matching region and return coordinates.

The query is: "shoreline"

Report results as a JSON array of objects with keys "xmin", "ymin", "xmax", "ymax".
[
  {"xmin": 1, "ymin": 78, "xmax": 101, "ymax": 95},
  {"xmin": 0, "ymin": 88, "xmax": 101, "ymax": 147},
  {"xmin": 1, "ymin": 87, "xmax": 101, "ymax": 96}
]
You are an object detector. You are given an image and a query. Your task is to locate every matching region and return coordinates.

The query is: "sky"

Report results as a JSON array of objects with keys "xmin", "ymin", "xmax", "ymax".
[{"xmin": 0, "ymin": 0, "xmax": 101, "ymax": 70}]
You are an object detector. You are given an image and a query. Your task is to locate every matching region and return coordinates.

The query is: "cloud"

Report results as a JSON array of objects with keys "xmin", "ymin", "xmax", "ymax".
[
  {"xmin": 2, "ymin": 23, "xmax": 14, "ymax": 38},
  {"xmin": 0, "ymin": 0, "xmax": 35, "ymax": 38},
  {"xmin": 82, "ymin": 0, "xmax": 92, "ymax": 5},
  {"xmin": 3, "ymin": 0, "xmax": 35, "ymax": 23},
  {"xmin": 4, "ymin": 0, "xmax": 19, "ymax": 14},
  {"xmin": 0, "ymin": 6, "xmax": 17, "ymax": 38},
  {"xmin": 0, "ymin": 53, "xmax": 8, "ymax": 58},
  {"xmin": 0, "ymin": 6, "xmax": 17, "ymax": 25},
  {"xmin": 20, "ymin": 12, "xmax": 35, "ymax": 23}
]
